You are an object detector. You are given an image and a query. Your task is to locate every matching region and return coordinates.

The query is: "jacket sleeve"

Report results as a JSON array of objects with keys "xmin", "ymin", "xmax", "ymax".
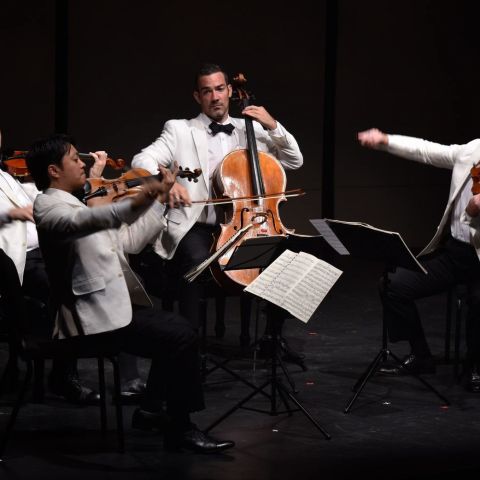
[
  {"xmin": 131, "ymin": 120, "xmax": 178, "ymax": 174},
  {"xmin": 120, "ymin": 201, "xmax": 167, "ymax": 254},
  {"xmin": 34, "ymin": 194, "xmax": 152, "ymax": 239},
  {"xmin": 384, "ymin": 135, "xmax": 480, "ymax": 170},
  {"xmin": 254, "ymin": 120, "xmax": 303, "ymax": 170}
]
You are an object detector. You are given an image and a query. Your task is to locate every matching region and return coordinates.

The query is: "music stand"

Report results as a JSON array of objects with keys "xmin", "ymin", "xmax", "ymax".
[
  {"xmin": 311, "ymin": 219, "xmax": 450, "ymax": 413},
  {"xmin": 205, "ymin": 234, "xmax": 334, "ymax": 439}
]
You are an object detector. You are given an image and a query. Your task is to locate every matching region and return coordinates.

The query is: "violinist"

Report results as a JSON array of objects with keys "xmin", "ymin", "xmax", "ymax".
[
  {"xmin": 0, "ymin": 130, "xmax": 105, "ymax": 404},
  {"xmin": 358, "ymin": 127, "xmax": 480, "ymax": 393},
  {"xmin": 132, "ymin": 63, "xmax": 304, "ymax": 362},
  {"xmin": 27, "ymin": 133, "xmax": 234, "ymax": 453}
]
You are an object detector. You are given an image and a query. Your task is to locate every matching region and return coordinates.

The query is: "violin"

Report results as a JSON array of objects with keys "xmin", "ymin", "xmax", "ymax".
[
  {"xmin": 1, "ymin": 150, "xmax": 126, "ymax": 180},
  {"xmin": 471, "ymin": 164, "xmax": 480, "ymax": 194},
  {"xmin": 84, "ymin": 166, "xmax": 202, "ymax": 206},
  {"xmin": 209, "ymin": 73, "xmax": 296, "ymax": 292}
]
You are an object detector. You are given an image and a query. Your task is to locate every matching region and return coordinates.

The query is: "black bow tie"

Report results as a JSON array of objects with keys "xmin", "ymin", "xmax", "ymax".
[{"xmin": 209, "ymin": 122, "xmax": 235, "ymax": 136}]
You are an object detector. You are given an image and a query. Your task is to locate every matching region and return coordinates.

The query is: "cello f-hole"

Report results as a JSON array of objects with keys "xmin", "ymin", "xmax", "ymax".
[{"xmin": 265, "ymin": 210, "xmax": 283, "ymax": 234}]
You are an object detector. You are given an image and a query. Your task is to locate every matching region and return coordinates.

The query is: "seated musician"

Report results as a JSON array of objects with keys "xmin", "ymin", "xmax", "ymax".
[
  {"xmin": 0, "ymin": 130, "xmax": 103, "ymax": 404},
  {"xmin": 26, "ymin": 133, "xmax": 234, "ymax": 453},
  {"xmin": 131, "ymin": 63, "xmax": 305, "ymax": 364},
  {"xmin": 358, "ymin": 127, "xmax": 480, "ymax": 392}
]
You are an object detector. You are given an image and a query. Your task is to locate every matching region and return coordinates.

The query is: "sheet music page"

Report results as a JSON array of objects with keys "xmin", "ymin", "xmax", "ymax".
[
  {"xmin": 309, "ymin": 219, "xmax": 350, "ymax": 255},
  {"xmin": 244, "ymin": 250, "xmax": 298, "ymax": 304},
  {"xmin": 245, "ymin": 250, "xmax": 342, "ymax": 323},
  {"xmin": 282, "ymin": 252, "xmax": 342, "ymax": 323}
]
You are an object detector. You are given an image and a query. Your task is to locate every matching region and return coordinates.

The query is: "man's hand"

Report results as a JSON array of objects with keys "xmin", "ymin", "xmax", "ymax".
[
  {"xmin": 242, "ymin": 105, "xmax": 277, "ymax": 131},
  {"xmin": 89, "ymin": 151, "xmax": 108, "ymax": 178},
  {"xmin": 357, "ymin": 128, "xmax": 389, "ymax": 149},
  {"xmin": 166, "ymin": 163, "xmax": 192, "ymax": 208},
  {"xmin": 466, "ymin": 194, "xmax": 480, "ymax": 218},
  {"xmin": 131, "ymin": 177, "xmax": 169, "ymax": 210},
  {"xmin": 8, "ymin": 205, "xmax": 34, "ymax": 222}
]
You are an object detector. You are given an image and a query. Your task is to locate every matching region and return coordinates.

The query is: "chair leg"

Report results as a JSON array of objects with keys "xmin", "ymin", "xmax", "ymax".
[
  {"xmin": 32, "ymin": 359, "xmax": 45, "ymax": 403},
  {"xmin": 97, "ymin": 358, "xmax": 107, "ymax": 436},
  {"xmin": 444, "ymin": 289, "xmax": 453, "ymax": 363},
  {"xmin": 239, "ymin": 295, "xmax": 252, "ymax": 348},
  {"xmin": 199, "ymin": 297, "xmax": 208, "ymax": 381},
  {"xmin": 0, "ymin": 359, "xmax": 33, "ymax": 459},
  {"xmin": 454, "ymin": 296, "xmax": 463, "ymax": 380},
  {"xmin": 214, "ymin": 295, "xmax": 226, "ymax": 339},
  {"xmin": 0, "ymin": 352, "xmax": 19, "ymax": 394},
  {"xmin": 110, "ymin": 356, "xmax": 125, "ymax": 453}
]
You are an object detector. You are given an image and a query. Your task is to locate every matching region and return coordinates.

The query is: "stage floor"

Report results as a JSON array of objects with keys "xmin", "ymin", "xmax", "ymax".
[{"xmin": 1, "ymin": 256, "xmax": 479, "ymax": 480}]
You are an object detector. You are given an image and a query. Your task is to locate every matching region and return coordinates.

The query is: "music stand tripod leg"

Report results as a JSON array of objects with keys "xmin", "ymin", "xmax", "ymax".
[
  {"xmin": 205, "ymin": 302, "xmax": 331, "ymax": 439},
  {"xmin": 277, "ymin": 381, "xmax": 331, "ymax": 439},
  {"xmin": 387, "ymin": 350, "xmax": 450, "ymax": 405},
  {"xmin": 344, "ymin": 348, "xmax": 386, "ymax": 413}
]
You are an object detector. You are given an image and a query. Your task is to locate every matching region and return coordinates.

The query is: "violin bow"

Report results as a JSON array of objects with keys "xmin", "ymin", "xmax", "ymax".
[{"xmin": 191, "ymin": 188, "xmax": 305, "ymax": 206}]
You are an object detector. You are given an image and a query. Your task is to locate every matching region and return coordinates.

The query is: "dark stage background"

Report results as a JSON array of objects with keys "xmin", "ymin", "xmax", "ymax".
[{"xmin": 2, "ymin": 0, "xmax": 480, "ymax": 248}]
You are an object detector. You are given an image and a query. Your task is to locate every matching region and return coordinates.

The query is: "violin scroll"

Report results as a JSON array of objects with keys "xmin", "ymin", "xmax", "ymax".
[
  {"xmin": 471, "ymin": 164, "xmax": 480, "ymax": 195},
  {"xmin": 178, "ymin": 166, "xmax": 201, "ymax": 182}
]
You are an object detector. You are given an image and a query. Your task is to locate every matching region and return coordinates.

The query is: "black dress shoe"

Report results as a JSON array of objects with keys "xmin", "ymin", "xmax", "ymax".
[
  {"xmin": 49, "ymin": 373, "xmax": 101, "ymax": 405},
  {"xmin": 115, "ymin": 377, "xmax": 146, "ymax": 404},
  {"xmin": 164, "ymin": 425, "xmax": 235, "ymax": 454},
  {"xmin": 379, "ymin": 354, "xmax": 436, "ymax": 376},
  {"xmin": 465, "ymin": 366, "xmax": 480, "ymax": 393},
  {"xmin": 131, "ymin": 408, "xmax": 170, "ymax": 432}
]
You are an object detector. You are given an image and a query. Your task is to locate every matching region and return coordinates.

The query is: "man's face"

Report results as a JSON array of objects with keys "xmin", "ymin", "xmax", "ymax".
[
  {"xmin": 51, "ymin": 145, "xmax": 86, "ymax": 192},
  {"xmin": 193, "ymin": 72, "xmax": 232, "ymax": 122}
]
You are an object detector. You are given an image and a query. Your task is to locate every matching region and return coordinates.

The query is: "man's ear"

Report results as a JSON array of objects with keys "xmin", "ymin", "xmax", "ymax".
[
  {"xmin": 193, "ymin": 90, "xmax": 201, "ymax": 105},
  {"xmin": 228, "ymin": 84, "xmax": 232, "ymax": 98},
  {"xmin": 48, "ymin": 164, "xmax": 61, "ymax": 179}
]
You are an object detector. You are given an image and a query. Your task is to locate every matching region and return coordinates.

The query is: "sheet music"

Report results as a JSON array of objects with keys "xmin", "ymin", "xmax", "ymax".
[
  {"xmin": 309, "ymin": 219, "xmax": 350, "ymax": 255},
  {"xmin": 245, "ymin": 250, "xmax": 342, "ymax": 323},
  {"xmin": 319, "ymin": 218, "xmax": 428, "ymax": 274},
  {"xmin": 283, "ymin": 254, "xmax": 342, "ymax": 322}
]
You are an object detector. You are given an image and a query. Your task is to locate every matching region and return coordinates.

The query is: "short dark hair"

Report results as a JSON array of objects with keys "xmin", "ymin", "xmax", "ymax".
[
  {"xmin": 26, "ymin": 134, "xmax": 75, "ymax": 191},
  {"xmin": 194, "ymin": 63, "xmax": 229, "ymax": 91}
]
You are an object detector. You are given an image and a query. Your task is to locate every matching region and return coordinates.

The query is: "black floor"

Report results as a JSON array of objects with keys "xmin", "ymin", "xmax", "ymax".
[{"xmin": 1, "ymin": 257, "xmax": 480, "ymax": 480}]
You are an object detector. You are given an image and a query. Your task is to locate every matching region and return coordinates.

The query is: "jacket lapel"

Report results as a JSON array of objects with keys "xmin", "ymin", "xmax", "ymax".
[
  {"xmin": 0, "ymin": 174, "xmax": 23, "ymax": 207},
  {"xmin": 190, "ymin": 117, "xmax": 209, "ymax": 191}
]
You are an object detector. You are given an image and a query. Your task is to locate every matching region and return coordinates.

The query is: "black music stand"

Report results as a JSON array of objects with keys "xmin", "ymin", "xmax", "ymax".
[
  {"xmin": 205, "ymin": 234, "xmax": 335, "ymax": 439},
  {"xmin": 311, "ymin": 219, "xmax": 450, "ymax": 413}
]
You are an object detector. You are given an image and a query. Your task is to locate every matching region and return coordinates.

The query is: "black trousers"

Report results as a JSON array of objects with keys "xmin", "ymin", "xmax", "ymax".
[
  {"xmin": 167, "ymin": 223, "xmax": 218, "ymax": 329},
  {"xmin": 167, "ymin": 223, "xmax": 288, "ymax": 334},
  {"xmin": 380, "ymin": 235, "xmax": 480, "ymax": 360},
  {"xmin": 23, "ymin": 249, "xmax": 50, "ymax": 308},
  {"xmin": 48, "ymin": 307, "xmax": 205, "ymax": 416}
]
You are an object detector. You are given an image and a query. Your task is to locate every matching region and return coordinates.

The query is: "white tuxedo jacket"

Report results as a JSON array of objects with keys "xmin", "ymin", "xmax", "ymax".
[
  {"xmin": 0, "ymin": 172, "xmax": 39, "ymax": 282},
  {"xmin": 34, "ymin": 188, "xmax": 166, "ymax": 337},
  {"xmin": 131, "ymin": 114, "xmax": 303, "ymax": 259},
  {"xmin": 384, "ymin": 135, "xmax": 480, "ymax": 257}
]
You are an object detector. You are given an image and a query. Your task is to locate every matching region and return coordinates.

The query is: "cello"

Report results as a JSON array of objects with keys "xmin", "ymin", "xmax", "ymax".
[{"xmin": 210, "ymin": 73, "xmax": 296, "ymax": 292}]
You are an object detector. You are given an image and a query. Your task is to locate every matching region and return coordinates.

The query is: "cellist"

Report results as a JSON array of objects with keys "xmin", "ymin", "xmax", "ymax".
[{"xmin": 132, "ymin": 63, "xmax": 304, "ymax": 362}]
